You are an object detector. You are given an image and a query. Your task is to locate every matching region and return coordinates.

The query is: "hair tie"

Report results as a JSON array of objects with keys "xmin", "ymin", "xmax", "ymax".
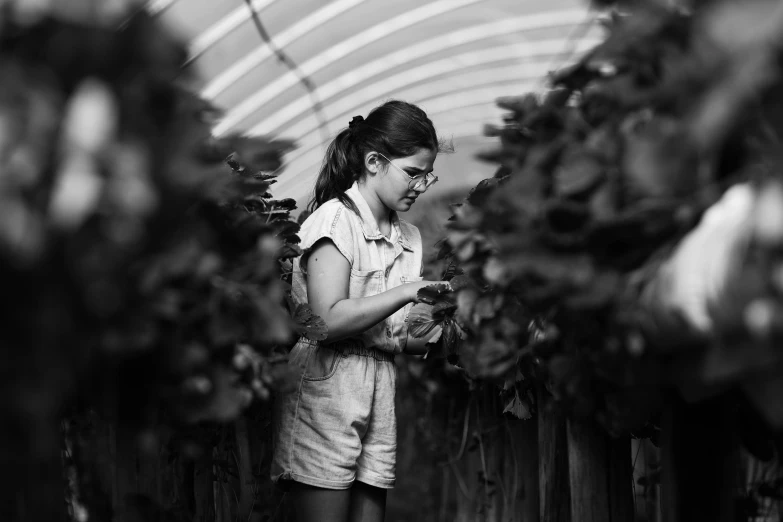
[{"xmin": 348, "ymin": 115, "xmax": 364, "ymax": 129}]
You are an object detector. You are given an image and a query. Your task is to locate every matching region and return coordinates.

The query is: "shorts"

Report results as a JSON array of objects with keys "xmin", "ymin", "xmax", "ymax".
[{"xmin": 271, "ymin": 338, "xmax": 398, "ymax": 490}]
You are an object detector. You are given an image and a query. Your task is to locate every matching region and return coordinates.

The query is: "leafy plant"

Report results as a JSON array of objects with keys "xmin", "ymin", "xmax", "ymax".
[
  {"xmin": 412, "ymin": 0, "xmax": 783, "ymax": 434},
  {"xmin": 0, "ymin": 2, "xmax": 326, "ymax": 519}
]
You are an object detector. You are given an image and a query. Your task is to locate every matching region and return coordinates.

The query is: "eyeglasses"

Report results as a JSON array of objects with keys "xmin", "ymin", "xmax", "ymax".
[{"xmin": 377, "ymin": 152, "xmax": 438, "ymax": 192}]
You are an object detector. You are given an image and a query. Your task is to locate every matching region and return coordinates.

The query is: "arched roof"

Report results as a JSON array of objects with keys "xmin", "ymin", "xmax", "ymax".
[{"xmin": 155, "ymin": 0, "xmax": 601, "ymax": 206}]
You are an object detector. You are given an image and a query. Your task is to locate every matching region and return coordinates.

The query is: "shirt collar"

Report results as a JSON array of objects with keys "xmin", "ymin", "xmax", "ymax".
[{"xmin": 346, "ymin": 182, "xmax": 413, "ymax": 251}]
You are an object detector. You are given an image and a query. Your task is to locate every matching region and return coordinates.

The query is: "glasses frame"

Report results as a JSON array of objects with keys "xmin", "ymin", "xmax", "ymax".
[{"xmin": 377, "ymin": 152, "xmax": 438, "ymax": 192}]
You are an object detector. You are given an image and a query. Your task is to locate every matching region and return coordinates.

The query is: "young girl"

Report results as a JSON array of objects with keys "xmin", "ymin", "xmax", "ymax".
[{"xmin": 272, "ymin": 100, "xmax": 446, "ymax": 522}]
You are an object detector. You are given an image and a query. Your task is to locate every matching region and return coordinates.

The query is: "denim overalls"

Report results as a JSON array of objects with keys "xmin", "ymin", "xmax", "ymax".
[{"xmin": 271, "ymin": 182, "xmax": 423, "ymax": 489}]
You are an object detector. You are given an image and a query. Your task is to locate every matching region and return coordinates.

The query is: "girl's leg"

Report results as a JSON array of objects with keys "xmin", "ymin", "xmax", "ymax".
[
  {"xmin": 347, "ymin": 481, "xmax": 387, "ymax": 522},
  {"xmin": 288, "ymin": 482, "xmax": 351, "ymax": 522}
]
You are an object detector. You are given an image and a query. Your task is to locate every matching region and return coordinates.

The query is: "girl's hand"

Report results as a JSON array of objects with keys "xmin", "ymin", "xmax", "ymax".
[{"xmin": 407, "ymin": 280, "xmax": 451, "ymax": 303}]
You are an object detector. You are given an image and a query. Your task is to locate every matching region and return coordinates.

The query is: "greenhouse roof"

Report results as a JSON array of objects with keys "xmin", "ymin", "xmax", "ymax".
[{"xmin": 156, "ymin": 0, "xmax": 601, "ymax": 205}]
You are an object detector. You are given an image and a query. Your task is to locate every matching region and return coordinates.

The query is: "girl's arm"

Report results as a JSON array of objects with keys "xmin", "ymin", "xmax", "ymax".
[{"xmin": 306, "ymin": 238, "xmax": 437, "ymax": 343}]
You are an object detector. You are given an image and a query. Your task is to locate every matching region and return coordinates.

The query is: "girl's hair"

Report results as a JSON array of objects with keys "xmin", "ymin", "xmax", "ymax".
[{"xmin": 308, "ymin": 100, "xmax": 443, "ymax": 213}]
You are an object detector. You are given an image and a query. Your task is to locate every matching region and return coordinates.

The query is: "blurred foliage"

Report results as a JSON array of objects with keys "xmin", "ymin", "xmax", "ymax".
[
  {"xmin": 412, "ymin": 0, "xmax": 783, "ymax": 440},
  {"xmin": 0, "ymin": 1, "xmax": 328, "ymax": 520}
]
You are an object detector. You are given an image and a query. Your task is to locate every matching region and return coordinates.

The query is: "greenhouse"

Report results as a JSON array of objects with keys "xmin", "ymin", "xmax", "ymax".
[{"xmin": 2, "ymin": 0, "xmax": 783, "ymax": 521}]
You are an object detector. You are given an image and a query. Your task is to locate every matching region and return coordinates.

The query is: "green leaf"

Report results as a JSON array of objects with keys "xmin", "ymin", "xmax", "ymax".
[
  {"xmin": 220, "ymin": 136, "xmax": 296, "ymax": 173},
  {"xmin": 474, "ymin": 295, "xmax": 501, "ymax": 320},
  {"xmin": 456, "ymin": 288, "xmax": 479, "ymax": 326},
  {"xmin": 269, "ymin": 198, "xmax": 298, "ymax": 211},
  {"xmin": 416, "ymin": 283, "xmax": 453, "ymax": 305},
  {"xmin": 271, "ymin": 220, "xmax": 301, "ymax": 240},
  {"xmin": 621, "ymin": 115, "xmax": 699, "ymax": 201},
  {"xmin": 466, "ymin": 178, "xmax": 502, "ymax": 206},
  {"xmin": 441, "ymin": 318, "xmax": 465, "ymax": 355},
  {"xmin": 291, "ymin": 303, "xmax": 328, "ymax": 341},
  {"xmin": 543, "ymin": 87, "xmax": 572, "ymax": 108},
  {"xmin": 553, "ymin": 146, "xmax": 605, "ymax": 199},
  {"xmin": 502, "ymin": 366, "xmax": 526, "ymax": 391},
  {"xmin": 409, "ymin": 303, "xmax": 441, "ymax": 338},
  {"xmin": 208, "ymin": 313, "xmax": 245, "ymax": 347},
  {"xmin": 432, "ymin": 300, "xmax": 457, "ymax": 318},
  {"xmin": 226, "ymin": 153, "xmax": 244, "ymax": 172},
  {"xmin": 278, "ymin": 243, "xmax": 303, "ymax": 259},
  {"xmin": 539, "ymin": 200, "xmax": 591, "ymax": 251},
  {"xmin": 253, "ymin": 171, "xmax": 281, "ymax": 181},
  {"xmin": 496, "ymin": 93, "xmax": 539, "ymax": 115},
  {"xmin": 563, "ymin": 271, "xmax": 622, "ymax": 311},
  {"xmin": 503, "ymin": 388, "xmax": 533, "ymax": 420},
  {"xmin": 435, "ymin": 238, "xmax": 450, "ymax": 259},
  {"xmin": 550, "ymin": 57, "xmax": 595, "ymax": 90},
  {"xmin": 425, "ymin": 327, "xmax": 443, "ymax": 347},
  {"xmin": 449, "ymin": 274, "xmax": 478, "ymax": 291}
]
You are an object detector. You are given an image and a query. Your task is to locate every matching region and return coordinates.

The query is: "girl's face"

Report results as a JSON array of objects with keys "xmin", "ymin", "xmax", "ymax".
[{"xmin": 368, "ymin": 147, "xmax": 437, "ymax": 213}]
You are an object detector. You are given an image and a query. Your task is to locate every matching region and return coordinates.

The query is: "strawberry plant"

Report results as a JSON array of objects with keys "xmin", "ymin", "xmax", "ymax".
[
  {"xmin": 0, "ymin": 2, "xmax": 325, "ymax": 519},
  {"xmin": 412, "ymin": 0, "xmax": 783, "ymax": 437}
]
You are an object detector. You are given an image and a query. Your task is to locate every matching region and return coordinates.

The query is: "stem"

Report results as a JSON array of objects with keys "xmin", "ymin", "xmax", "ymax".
[{"xmin": 475, "ymin": 399, "xmax": 491, "ymax": 514}]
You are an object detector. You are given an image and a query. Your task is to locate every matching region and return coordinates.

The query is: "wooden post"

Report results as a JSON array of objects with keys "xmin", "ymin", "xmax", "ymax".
[
  {"xmin": 113, "ymin": 425, "xmax": 138, "ymax": 509},
  {"xmin": 235, "ymin": 418, "xmax": 256, "ymax": 519},
  {"xmin": 660, "ymin": 395, "xmax": 738, "ymax": 522},
  {"xmin": 567, "ymin": 420, "xmax": 608, "ymax": 522},
  {"xmin": 136, "ymin": 432, "xmax": 162, "ymax": 502},
  {"xmin": 504, "ymin": 415, "xmax": 540, "ymax": 522},
  {"xmin": 5, "ymin": 420, "xmax": 67, "ymax": 522},
  {"xmin": 538, "ymin": 390, "xmax": 571, "ymax": 522},
  {"xmin": 606, "ymin": 434, "xmax": 634, "ymax": 522},
  {"xmin": 165, "ymin": 442, "xmax": 195, "ymax": 518},
  {"xmin": 193, "ymin": 443, "xmax": 215, "ymax": 522},
  {"xmin": 481, "ymin": 389, "xmax": 540, "ymax": 522},
  {"xmin": 566, "ymin": 419, "xmax": 633, "ymax": 522},
  {"xmin": 444, "ymin": 387, "xmax": 542, "ymax": 522},
  {"xmin": 77, "ymin": 412, "xmax": 114, "ymax": 520}
]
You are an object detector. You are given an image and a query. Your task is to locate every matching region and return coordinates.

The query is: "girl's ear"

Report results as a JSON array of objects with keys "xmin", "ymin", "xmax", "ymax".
[{"xmin": 364, "ymin": 151, "xmax": 382, "ymax": 175}]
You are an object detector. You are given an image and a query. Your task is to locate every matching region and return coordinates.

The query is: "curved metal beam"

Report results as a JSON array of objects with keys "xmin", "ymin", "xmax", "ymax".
[
  {"xmin": 246, "ymin": 9, "xmax": 594, "ymax": 137},
  {"xmin": 441, "ymin": 118, "xmax": 514, "ymax": 140},
  {"xmin": 201, "ymin": 0, "xmax": 369, "ymax": 97},
  {"xmin": 270, "ymin": 36, "xmax": 598, "ymax": 178},
  {"xmin": 187, "ymin": 0, "xmax": 279, "ymax": 63},
  {"xmin": 277, "ymin": 65, "xmax": 546, "ymax": 169},
  {"xmin": 146, "ymin": 0, "xmax": 179, "ymax": 15},
  {"xmin": 277, "ymin": 74, "xmax": 539, "ymax": 172},
  {"xmin": 259, "ymin": 37, "xmax": 599, "ymax": 146},
  {"xmin": 209, "ymin": 0, "xmax": 484, "ymax": 134}
]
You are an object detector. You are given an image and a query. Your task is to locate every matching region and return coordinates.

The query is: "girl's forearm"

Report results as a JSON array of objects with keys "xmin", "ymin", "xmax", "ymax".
[{"xmin": 321, "ymin": 284, "xmax": 413, "ymax": 342}]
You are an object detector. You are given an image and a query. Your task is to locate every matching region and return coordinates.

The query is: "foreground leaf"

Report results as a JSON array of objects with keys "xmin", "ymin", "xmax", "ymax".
[
  {"xmin": 416, "ymin": 283, "xmax": 453, "ymax": 305},
  {"xmin": 409, "ymin": 303, "xmax": 441, "ymax": 338},
  {"xmin": 291, "ymin": 303, "xmax": 328, "ymax": 341}
]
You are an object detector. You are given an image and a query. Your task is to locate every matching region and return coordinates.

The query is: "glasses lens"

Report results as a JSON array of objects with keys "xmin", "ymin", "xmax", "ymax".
[{"xmin": 410, "ymin": 174, "xmax": 437, "ymax": 191}]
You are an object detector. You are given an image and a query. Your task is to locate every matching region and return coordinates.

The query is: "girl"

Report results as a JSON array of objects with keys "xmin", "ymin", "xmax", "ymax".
[{"xmin": 272, "ymin": 100, "xmax": 447, "ymax": 522}]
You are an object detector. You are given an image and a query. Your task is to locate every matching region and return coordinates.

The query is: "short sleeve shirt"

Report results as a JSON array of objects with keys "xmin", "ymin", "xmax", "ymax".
[{"xmin": 291, "ymin": 182, "xmax": 423, "ymax": 354}]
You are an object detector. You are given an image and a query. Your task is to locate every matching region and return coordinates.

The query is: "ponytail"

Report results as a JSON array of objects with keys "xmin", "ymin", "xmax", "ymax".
[
  {"xmin": 307, "ymin": 100, "xmax": 442, "ymax": 213},
  {"xmin": 309, "ymin": 128, "xmax": 362, "ymax": 214}
]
